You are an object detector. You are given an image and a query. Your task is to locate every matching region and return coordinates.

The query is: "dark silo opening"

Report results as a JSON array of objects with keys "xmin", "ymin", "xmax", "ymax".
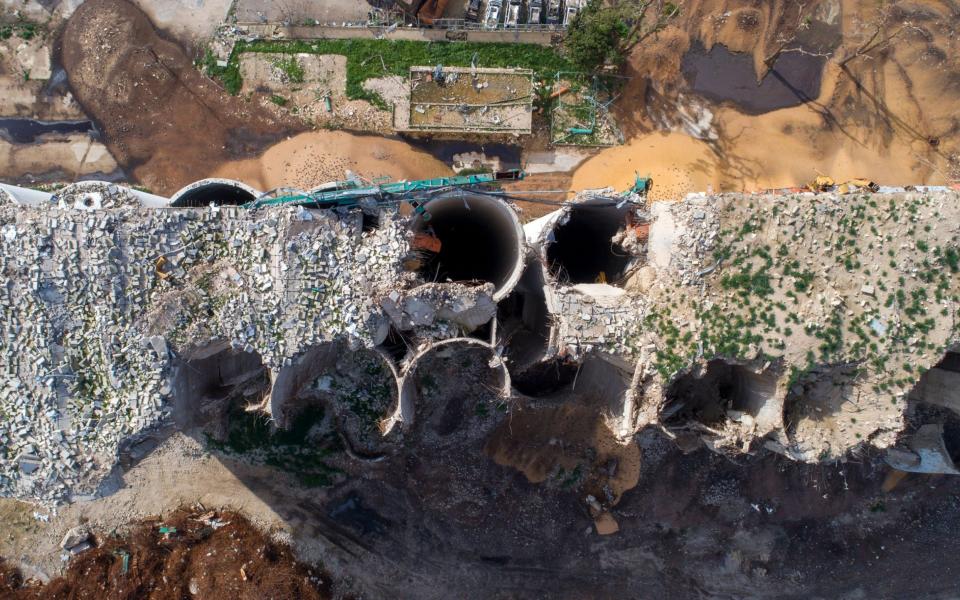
[
  {"xmin": 172, "ymin": 182, "xmax": 257, "ymax": 208},
  {"xmin": 547, "ymin": 203, "xmax": 632, "ymax": 285}
]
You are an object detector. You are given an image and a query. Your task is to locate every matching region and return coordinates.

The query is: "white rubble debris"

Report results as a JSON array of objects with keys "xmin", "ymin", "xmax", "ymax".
[{"xmin": 0, "ymin": 201, "xmax": 476, "ymax": 502}]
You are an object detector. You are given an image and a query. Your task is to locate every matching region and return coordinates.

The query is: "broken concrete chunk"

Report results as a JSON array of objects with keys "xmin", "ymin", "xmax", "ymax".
[{"xmin": 61, "ymin": 525, "xmax": 92, "ymax": 552}]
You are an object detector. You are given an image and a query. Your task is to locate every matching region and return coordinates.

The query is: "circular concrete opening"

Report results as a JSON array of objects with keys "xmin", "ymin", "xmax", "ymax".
[
  {"xmin": 546, "ymin": 202, "xmax": 637, "ymax": 286},
  {"xmin": 170, "ymin": 179, "xmax": 259, "ymax": 208},
  {"xmin": 411, "ymin": 192, "xmax": 524, "ymax": 300}
]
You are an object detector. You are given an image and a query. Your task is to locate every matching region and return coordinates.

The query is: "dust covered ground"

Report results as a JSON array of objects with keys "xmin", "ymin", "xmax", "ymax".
[{"xmin": 2, "ymin": 402, "xmax": 960, "ymax": 598}]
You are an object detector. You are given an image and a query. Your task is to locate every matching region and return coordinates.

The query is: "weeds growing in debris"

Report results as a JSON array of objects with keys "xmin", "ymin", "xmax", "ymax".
[
  {"xmin": 206, "ymin": 405, "xmax": 342, "ymax": 487},
  {"xmin": 205, "ymin": 39, "xmax": 576, "ymax": 105}
]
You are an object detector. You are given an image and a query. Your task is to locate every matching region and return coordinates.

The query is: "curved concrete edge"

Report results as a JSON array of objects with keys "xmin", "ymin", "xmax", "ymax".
[
  {"xmin": 170, "ymin": 178, "xmax": 261, "ymax": 207},
  {"xmin": 885, "ymin": 423, "xmax": 960, "ymax": 475},
  {"xmin": 0, "ymin": 181, "xmax": 170, "ymax": 209},
  {"xmin": 496, "ymin": 250, "xmax": 560, "ymax": 374},
  {"xmin": 268, "ymin": 342, "xmax": 402, "ymax": 437},
  {"xmin": 522, "ymin": 207, "xmax": 565, "ymax": 247},
  {"xmin": 413, "ymin": 192, "xmax": 526, "ymax": 302},
  {"xmin": 126, "ymin": 187, "xmax": 172, "ymax": 208},
  {"xmin": 52, "ymin": 181, "xmax": 132, "ymax": 210},
  {"xmin": 0, "ymin": 182, "xmax": 54, "ymax": 207},
  {"xmin": 489, "ymin": 198, "xmax": 525, "ymax": 302},
  {"xmin": 392, "ymin": 337, "xmax": 510, "ymax": 433}
]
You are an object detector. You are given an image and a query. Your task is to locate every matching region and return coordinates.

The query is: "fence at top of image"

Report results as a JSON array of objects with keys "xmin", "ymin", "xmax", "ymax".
[{"xmin": 235, "ymin": 18, "xmax": 566, "ymax": 33}]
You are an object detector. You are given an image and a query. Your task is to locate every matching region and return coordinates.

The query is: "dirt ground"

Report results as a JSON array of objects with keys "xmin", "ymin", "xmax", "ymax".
[
  {"xmin": 59, "ymin": 0, "xmax": 303, "ymax": 195},
  {"xmin": 212, "ymin": 130, "xmax": 452, "ymax": 191},
  {"xmin": 4, "ymin": 413, "xmax": 960, "ymax": 599},
  {"xmin": 233, "ymin": 0, "xmax": 372, "ymax": 26},
  {"xmin": 0, "ymin": 506, "xmax": 329, "ymax": 599},
  {"xmin": 579, "ymin": 0, "xmax": 960, "ymax": 198},
  {"xmin": 240, "ymin": 53, "xmax": 393, "ymax": 131}
]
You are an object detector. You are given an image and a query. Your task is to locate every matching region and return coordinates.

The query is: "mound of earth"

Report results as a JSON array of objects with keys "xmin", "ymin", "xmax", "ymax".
[
  {"xmin": 59, "ymin": 0, "xmax": 302, "ymax": 194},
  {"xmin": 0, "ymin": 507, "xmax": 329, "ymax": 599}
]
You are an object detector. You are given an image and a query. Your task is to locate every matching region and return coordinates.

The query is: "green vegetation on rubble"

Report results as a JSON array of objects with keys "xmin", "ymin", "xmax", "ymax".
[
  {"xmin": 641, "ymin": 194, "xmax": 960, "ymax": 382},
  {"xmin": 0, "ymin": 19, "xmax": 42, "ymax": 41},
  {"xmin": 204, "ymin": 39, "xmax": 575, "ymax": 102},
  {"xmin": 207, "ymin": 405, "xmax": 342, "ymax": 487}
]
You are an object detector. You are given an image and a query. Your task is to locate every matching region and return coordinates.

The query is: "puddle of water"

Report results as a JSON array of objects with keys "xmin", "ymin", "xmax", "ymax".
[
  {"xmin": 0, "ymin": 119, "xmax": 96, "ymax": 144},
  {"xmin": 681, "ymin": 41, "xmax": 826, "ymax": 114},
  {"xmin": 404, "ymin": 138, "xmax": 523, "ymax": 170}
]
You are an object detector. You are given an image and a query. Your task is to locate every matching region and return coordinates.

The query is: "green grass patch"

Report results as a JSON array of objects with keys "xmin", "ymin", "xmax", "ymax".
[
  {"xmin": 0, "ymin": 20, "xmax": 42, "ymax": 41},
  {"xmin": 208, "ymin": 39, "xmax": 575, "ymax": 103},
  {"xmin": 207, "ymin": 404, "xmax": 342, "ymax": 487},
  {"xmin": 272, "ymin": 55, "xmax": 305, "ymax": 83}
]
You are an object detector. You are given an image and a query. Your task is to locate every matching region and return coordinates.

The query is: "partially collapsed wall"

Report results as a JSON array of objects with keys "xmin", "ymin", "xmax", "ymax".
[{"xmin": 0, "ymin": 180, "xmax": 958, "ymax": 502}]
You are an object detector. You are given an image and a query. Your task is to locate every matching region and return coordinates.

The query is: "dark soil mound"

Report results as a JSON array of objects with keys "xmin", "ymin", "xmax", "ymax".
[
  {"xmin": 0, "ymin": 508, "xmax": 328, "ymax": 600},
  {"xmin": 59, "ymin": 0, "xmax": 302, "ymax": 194}
]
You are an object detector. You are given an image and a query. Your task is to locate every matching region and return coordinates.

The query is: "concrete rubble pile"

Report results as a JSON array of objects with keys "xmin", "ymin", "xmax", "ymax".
[
  {"xmin": 627, "ymin": 188, "xmax": 960, "ymax": 463},
  {"xmin": 380, "ymin": 282, "xmax": 498, "ymax": 339},
  {"xmin": 2, "ymin": 179, "xmax": 959, "ymax": 504},
  {"xmin": 0, "ymin": 197, "xmax": 458, "ymax": 502},
  {"xmin": 522, "ymin": 187, "xmax": 960, "ymax": 468}
]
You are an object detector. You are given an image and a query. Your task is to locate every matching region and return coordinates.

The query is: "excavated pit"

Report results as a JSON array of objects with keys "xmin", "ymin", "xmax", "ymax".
[
  {"xmin": 908, "ymin": 349, "xmax": 960, "ymax": 415},
  {"xmin": 400, "ymin": 339, "xmax": 509, "ymax": 438},
  {"xmin": 662, "ymin": 359, "xmax": 777, "ymax": 430},
  {"xmin": 170, "ymin": 179, "xmax": 259, "ymax": 208},
  {"xmin": 269, "ymin": 343, "xmax": 400, "ymax": 454},
  {"xmin": 170, "ymin": 346, "xmax": 269, "ymax": 439},
  {"xmin": 411, "ymin": 192, "xmax": 524, "ymax": 301},
  {"xmin": 511, "ymin": 359, "xmax": 579, "ymax": 398},
  {"xmin": 546, "ymin": 202, "xmax": 634, "ymax": 286}
]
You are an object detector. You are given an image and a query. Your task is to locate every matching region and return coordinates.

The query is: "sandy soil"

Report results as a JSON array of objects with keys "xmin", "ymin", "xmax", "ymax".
[
  {"xmin": 571, "ymin": 131, "xmax": 719, "ymax": 201},
  {"xmin": 580, "ymin": 0, "xmax": 960, "ymax": 200},
  {"xmin": 60, "ymin": 0, "xmax": 302, "ymax": 195},
  {"xmin": 212, "ymin": 130, "xmax": 452, "ymax": 190},
  {"xmin": 486, "ymin": 400, "xmax": 641, "ymax": 505}
]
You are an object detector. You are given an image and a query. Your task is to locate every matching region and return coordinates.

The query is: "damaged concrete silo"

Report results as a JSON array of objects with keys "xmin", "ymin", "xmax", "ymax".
[
  {"xmin": 659, "ymin": 359, "xmax": 783, "ymax": 452},
  {"xmin": 409, "ymin": 191, "xmax": 525, "ymax": 302},
  {"xmin": 52, "ymin": 180, "xmax": 169, "ymax": 210},
  {"xmin": 0, "ymin": 182, "xmax": 55, "ymax": 206},
  {"xmin": 508, "ymin": 194, "xmax": 648, "ymax": 388},
  {"xmin": 397, "ymin": 338, "xmax": 510, "ymax": 435},
  {"xmin": 170, "ymin": 178, "xmax": 260, "ymax": 208},
  {"xmin": 268, "ymin": 342, "xmax": 401, "ymax": 455},
  {"xmin": 170, "ymin": 342, "xmax": 270, "ymax": 440}
]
